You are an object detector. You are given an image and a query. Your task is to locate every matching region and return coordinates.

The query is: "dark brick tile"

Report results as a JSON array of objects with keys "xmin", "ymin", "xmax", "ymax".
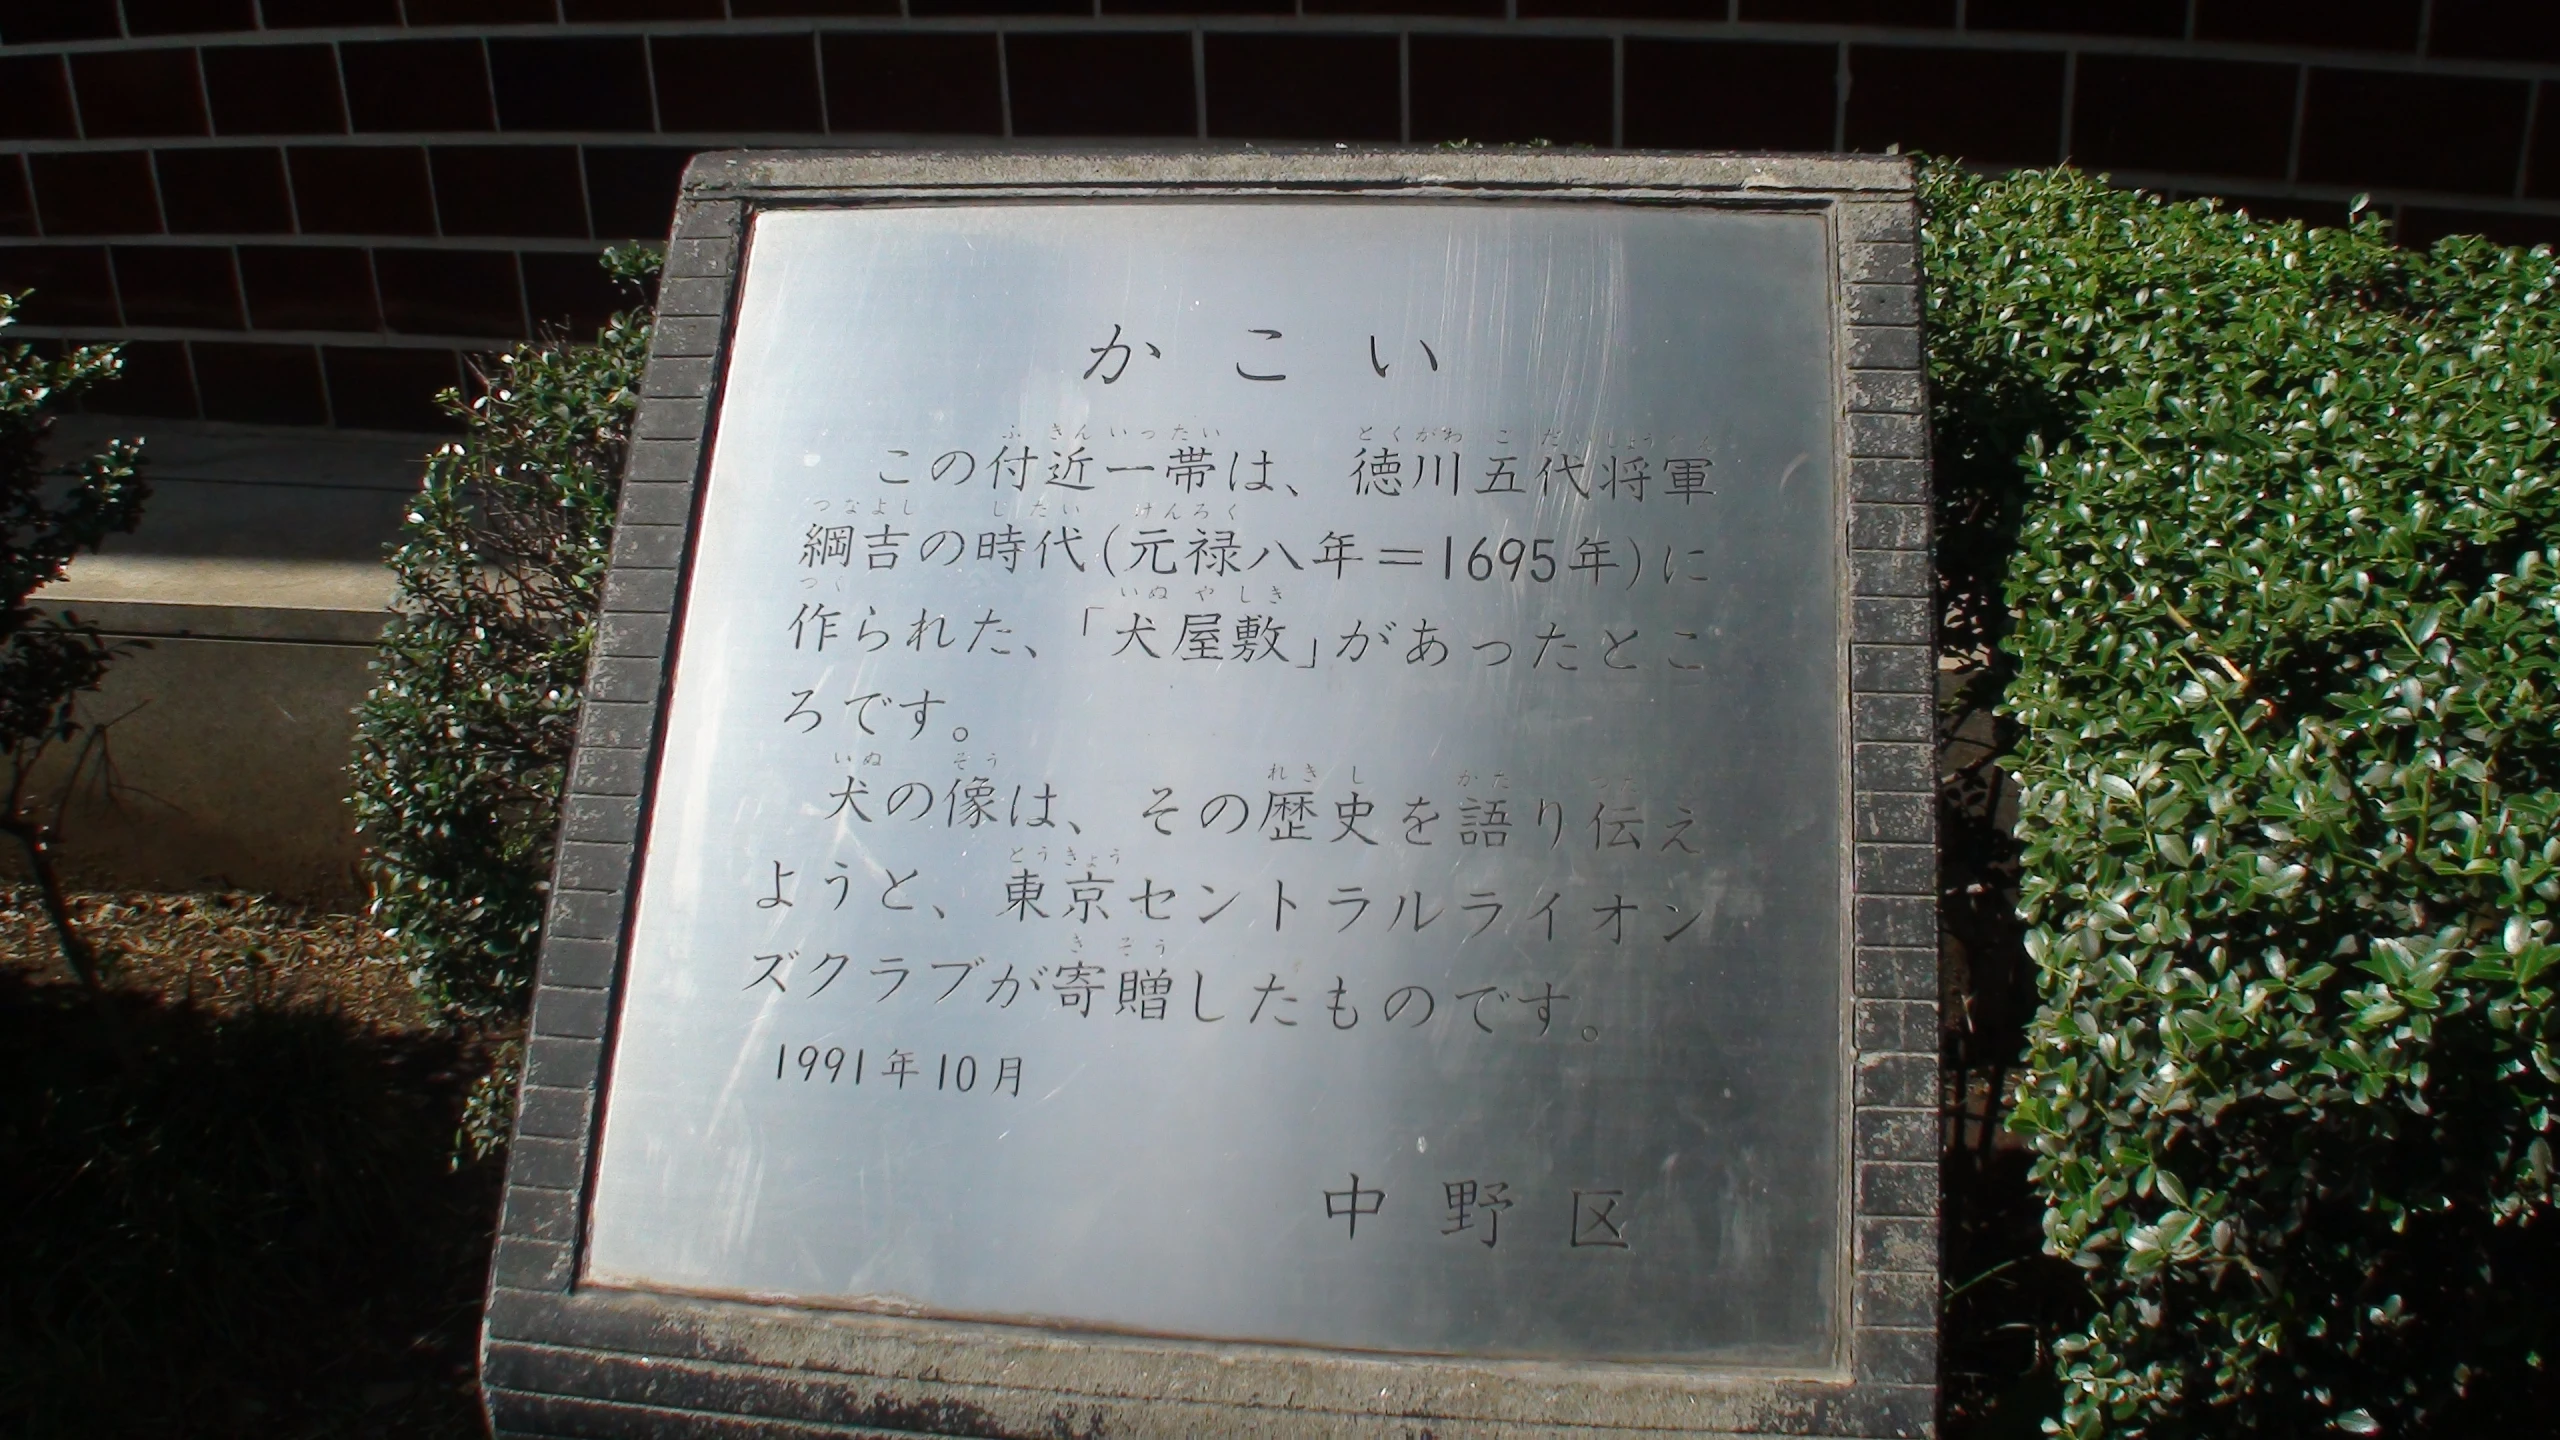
[
  {"xmin": 2433, "ymin": 1, "xmax": 2560, "ymax": 63},
  {"xmin": 731, "ymin": 0, "xmax": 894, "ymax": 11},
  {"xmin": 156, "ymin": 148, "xmax": 294, "ymax": 233},
  {"xmin": 72, "ymin": 50, "xmax": 211, "ymax": 140},
  {"xmin": 2399, "ymin": 205, "xmax": 2560, "ymax": 250},
  {"xmin": 290, "ymin": 146, "xmax": 437, "ymax": 234},
  {"xmin": 0, "ymin": 56, "xmax": 78, "ymax": 141},
  {"xmin": 406, "ymin": 0, "xmax": 559, "ymax": 20},
  {"xmin": 30, "ymin": 152, "xmax": 163, "ymax": 235},
  {"xmin": 1205, "ymin": 34, "xmax": 1398, "ymax": 141},
  {"xmin": 194, "ymin": 340, "xmax": 327, "ymax": 424},
  {"xmin": 261, "ymin": 0, "xmax": 401, "ymax": 25},
  {"xmin": 1523, "ymin": 0, "xmax": 1741, "ymax": 13},
  {"xmin": 123, "ymin": 0, "xmax": 257, "ymax": 33},
  {"xmin": 583, "ymin": 146, "xmax": 691, "ymax": 238},
  {"xmin": 0, "ymin": 158, "xmax": 31, "ymax": 238},
  {"xmin": 493, "ymin": 36, "xmax": 655, "ymax": 132},
  {"xmin": 911, "ymin": 0, "xmax": 1083, "ymax": 13},
  {"xmin": 2195, "ymin": 0, "xmax": 2418, "ymax": 51},
  {"xmin": 566, "ymin": 0, "xmax": 721, "ymax": 14},
  {"xmin": 203, "ymin": 43, "xmax": 348, "ymax": 137},
  {"xmin": 0, "ymin": 0, "xmax": 120, "ymax": 42},
  {"xmin": 2073, "ymin": 55, "xmax": 2293, "ymax": 180},
  {"xmin": 522, "ymin": 249, "xmax": 628, "ymax": 335},
  {"xmin": 823, "ymin": 33, "xmax": 1002, "ymax": 136},
  {"xmin": 1966, "ymin": 0, "xmax": 2180, "ymax": 35},
  {"xmin": 1625, "ymin": 39, "xmax": 1835, "ymax": 151},
  {"xmin": 2534, "ymin": 103, "xmax": 2560, "ymax": 200},
  {"xmin": 1306, "ymin": 0, "xmax": 1499, "ymax": 13},
  {"xmin": 240, "ymin": 244, "xmax": 380, "ymax": 329},
  {"xmin": 325, "ymin": 346, "xmax": 462, "ymax": 430},
  {"xmin": 2300, "ymin": 69, "xmax": 2527, "ymax": 196},
  {"xmin": 1741, "ymin": 0, "xmax": 1954, "ymax": 22},
  {"xmin": 0, "ymin": 246, "xmax": 119, "ymax": 325},
  {"xmin": 375, "ymin": 247, "xmax": 524, "ymax": 337},
  {"xmin": 432, "ymin": 146, "xmax": 588, "ymax": 237},
  {"xmin": 113, "ymin": 350, "xmax": 223, "ymax": 413},
  {"xmin": 1412, "ymin": 35, "xmax": 1611, "ymax": 146},
  {"xmin": 653, "ymin": 34, "xmax": 823, "ymax": 133},
  {"xmin": 82, "ymin": 340, "xmax": 198, "ymax": 418},
  {"xmin": 345, "ymin": 40, "xmax": 495, "ymax": 132},
  {"xmin": 112, "ymin": 244, "xmax": 244, "ymax": 327},
  {"xmin": 1007, "ymin": 33, "xmax": 1196, "ymax": 138},
  {"xmin": 1845, "ymin": 46, "xmax": 2062, "ymax": 166},
  {"xmin": 1108, "ymin": 0, "xmax": 1289, "ymax": 11}
]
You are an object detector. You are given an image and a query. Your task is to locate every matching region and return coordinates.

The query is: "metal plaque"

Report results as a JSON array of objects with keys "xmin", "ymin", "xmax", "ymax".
[{"xmin": 583, "ymin": 198, "xmax": 1848, "ymax": 1365}]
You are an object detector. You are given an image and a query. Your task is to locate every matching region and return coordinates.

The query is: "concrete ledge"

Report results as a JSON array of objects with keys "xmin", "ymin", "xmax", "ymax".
[
  {"xmin": 48, "ymin": 413, "xmax": 433, "ymax": 491},
  {"xmin": 40, "ymin": 557, "xmax": 395, "ymax": 646},
  {"xmin": 14, "ymin": 418, "xmax": 437, "ymax": 903}
]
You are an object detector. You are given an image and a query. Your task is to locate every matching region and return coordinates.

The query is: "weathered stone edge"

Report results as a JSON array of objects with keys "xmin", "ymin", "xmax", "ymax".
[
  {"xmin": 481, "ymin": 1285, "xmax": 1933, "ymax": 1439},
  {"xmin": 1836, "ymin": 189, "xmax": 1941, "ymax": 1399},
  {"xmin": 684, "ymin": 147, "xmax": 1915, "ymax": 200}
]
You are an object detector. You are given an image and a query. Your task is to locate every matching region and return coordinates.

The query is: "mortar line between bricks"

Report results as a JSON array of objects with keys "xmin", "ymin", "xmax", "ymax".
[
  {"xmin": 1397, "ymin": 31, "xmax": 1411, "ymax": 145},
  {"xmin": 14, "ymin": 155, "xmax": 2486, "ymax": 225},
  {"xmin": 1, "ymin": 320, "xmax": 524, "ymax": 349},
  {"xmin": 12, "ymin": 18, "xmax": 2560, "ymax": 80},
  {"xmin": 2285, "ymin": 64, "xmax": 2310, "ymax": 184},
  {"xmin": 1829, "ymin": 41, "xmax": 1849, "ymax": 153},
  {"xmin": 2057, "ymin": 48, "xmax": 2077, "ymax": 164},
  {"xmin": 2518, "ymin": 80, "xmax": 2542, "ymax": 198},
  {"xmin": 996, "ymin": 31, "xmax": 1014, "ymax": 139}
]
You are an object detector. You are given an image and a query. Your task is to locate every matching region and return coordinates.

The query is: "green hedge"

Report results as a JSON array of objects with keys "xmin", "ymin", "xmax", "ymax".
[
  {"xmin": 0, "ymin": 296, "xmax": 147, "ymax": 1025},
  {"xmin": 350, "ymin": 248, "xmax": 655, "ymax": 1018},
  {"xmin": 0, "ymin": 301, "xmax": 145, "ymax": 767},
  {"xmin": 1927, "ymin": 162, "xmax": 2560, "ymax": 1435}
]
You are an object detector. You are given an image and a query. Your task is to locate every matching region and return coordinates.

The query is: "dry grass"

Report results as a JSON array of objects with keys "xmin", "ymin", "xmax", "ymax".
[{"xmin": 0, "ymin": 887, "xmax": 422, "ymax": 1029}]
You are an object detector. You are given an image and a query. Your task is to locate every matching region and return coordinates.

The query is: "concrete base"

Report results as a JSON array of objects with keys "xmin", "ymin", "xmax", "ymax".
[
  {"xmin": 23, "ymin": 587, "xmax": 386, "ymax": 904},
  {"xmin": 15, "ymin": 417, "xmax": 439, "ymax": 904}
]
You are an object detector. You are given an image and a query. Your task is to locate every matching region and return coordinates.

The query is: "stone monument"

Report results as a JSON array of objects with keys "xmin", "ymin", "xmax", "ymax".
[{"xmin": 483, "ymin": 149, "xmax": 1937, "ymax": 1439}]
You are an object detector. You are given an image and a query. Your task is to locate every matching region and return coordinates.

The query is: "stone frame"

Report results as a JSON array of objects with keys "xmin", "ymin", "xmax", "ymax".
[{"xmin": 483, "ymin": 148, "xmax": 1937, "ymax": 1440}]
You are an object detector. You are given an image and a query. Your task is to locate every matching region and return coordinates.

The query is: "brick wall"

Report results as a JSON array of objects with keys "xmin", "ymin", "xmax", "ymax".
[{"xmin": 5, "ymin": 0, "xmax": 2559, "ymax": 431}]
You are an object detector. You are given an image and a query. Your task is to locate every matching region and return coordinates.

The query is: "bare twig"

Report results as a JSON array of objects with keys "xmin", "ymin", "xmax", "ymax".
[
  {"xmin": 2, "ymin": 811, "xmax": 142, "ymax": 1077},
  {"xmin": 2159, "ymin": 597, "xmax": 2253, "ymax": 689}
]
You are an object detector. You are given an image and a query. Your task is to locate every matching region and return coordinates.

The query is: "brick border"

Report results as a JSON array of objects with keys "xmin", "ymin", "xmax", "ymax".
[{"xmin": 483, "ymin": 148, "xmax": 1936, "ymax": 1440}]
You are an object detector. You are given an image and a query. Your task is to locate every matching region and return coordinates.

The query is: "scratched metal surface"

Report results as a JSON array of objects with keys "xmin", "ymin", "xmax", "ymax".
[{"xmin": 586, "ymin": 202, "xmax": 1845, "ymax": 1365}]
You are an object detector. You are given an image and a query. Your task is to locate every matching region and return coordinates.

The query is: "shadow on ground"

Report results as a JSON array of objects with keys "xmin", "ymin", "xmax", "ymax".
[{"xmin": 1, "ymin": 926, "xmax": 500, "ymax": 1439}]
